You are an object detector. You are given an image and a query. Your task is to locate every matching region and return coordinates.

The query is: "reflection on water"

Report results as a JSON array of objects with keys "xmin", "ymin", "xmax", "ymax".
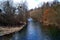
[
  {"xmin": 0, "ymin": 19, "xmax": 60, "ymax": 40},
  {"xmin": 11, "ymin": 21, "xmax": 46, "ymax": 40}
]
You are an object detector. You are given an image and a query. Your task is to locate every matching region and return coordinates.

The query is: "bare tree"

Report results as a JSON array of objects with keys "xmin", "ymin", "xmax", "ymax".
[
  {"xmin": 1, "ymin": 1, "xmax": 16, "ymax": 26},
  {"xmin": 17, "ymin": 1, "xmax": 28, "ymax": 23}
]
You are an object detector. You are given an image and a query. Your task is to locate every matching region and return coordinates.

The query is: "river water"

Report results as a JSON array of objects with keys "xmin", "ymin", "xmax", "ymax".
[{"xmin": 0, "ymin": 18, "xmax": 60, "ymax": 40}]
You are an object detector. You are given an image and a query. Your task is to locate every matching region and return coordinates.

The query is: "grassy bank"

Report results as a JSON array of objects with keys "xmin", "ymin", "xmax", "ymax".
[
  {"xmin": 0, "ymin": 23, "xmax": 26, "ymax": 36},
  {"xmin": 41, "ymin": 25, "xmax": 60, "ymax": 40}
]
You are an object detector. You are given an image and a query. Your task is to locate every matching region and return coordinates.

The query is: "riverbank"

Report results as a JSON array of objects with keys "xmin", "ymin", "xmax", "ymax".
[
  {"xmin": 41, "ymin": 24, "xmax": 60, "ymax": 40},
  {"xmin": 0, "ymin": 23, "xmax": 26, "ymax": 36}
]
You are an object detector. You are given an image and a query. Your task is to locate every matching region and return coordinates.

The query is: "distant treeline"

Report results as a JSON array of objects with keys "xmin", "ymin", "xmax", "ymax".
[
  {"xmin": 30, "ymin": 0, "xmax": 60, "ymax": 27},
  {"xmin": 0, "ymin": 1, "xmax": 28, "ymax": 26}
]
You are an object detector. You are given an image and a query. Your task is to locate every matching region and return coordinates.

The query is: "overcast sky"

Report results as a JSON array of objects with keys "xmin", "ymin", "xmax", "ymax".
[
  {"xmin": 13, "ymin": 0, "xmax": 54, "ymax": 9},
  {"xmin": 28, "ymin": 0, "xmax": 55, "ymax": 9},
  {"xmin": 0, "ymin": 0, "xmax": 60, "ymax": 9},
  {"xmin": 27, "ymin": 0, "xmax": 60, "ymax": 9}
]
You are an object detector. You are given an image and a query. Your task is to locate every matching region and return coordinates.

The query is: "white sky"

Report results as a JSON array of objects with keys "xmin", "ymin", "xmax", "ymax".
[
  {"xmin": 13, "ymin": 0, "xmax": 54, "ymax": 9},
  {"xmin": 1, "ymin": 0, "xmax": 59, "ymax": 9}
]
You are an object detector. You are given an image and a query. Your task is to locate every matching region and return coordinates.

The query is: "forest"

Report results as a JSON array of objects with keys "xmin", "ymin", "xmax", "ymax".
[
  {"xmin": 30, "ymin": 0, "xmax": 60, "ymax": 29},
  {"xmin": 0, "ymin": 0, "xmax": 28, "ymax": 26}
]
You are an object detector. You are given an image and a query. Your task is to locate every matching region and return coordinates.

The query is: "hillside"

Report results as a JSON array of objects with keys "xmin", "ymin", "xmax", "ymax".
[{"xmin": 30, "ymin": 1, "xmax": 60, "ymax": 28}]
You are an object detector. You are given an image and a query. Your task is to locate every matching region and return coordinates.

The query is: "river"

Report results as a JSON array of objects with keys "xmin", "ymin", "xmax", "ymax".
[{"xmin": 0, "ymin": 18, "xmax": 60, "ymax": 40}]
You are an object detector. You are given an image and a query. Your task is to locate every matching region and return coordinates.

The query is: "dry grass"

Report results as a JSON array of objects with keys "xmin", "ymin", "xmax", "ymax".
[{"xmin": 0, "ymin": 24, "xmax": 25, "ymax": 36}]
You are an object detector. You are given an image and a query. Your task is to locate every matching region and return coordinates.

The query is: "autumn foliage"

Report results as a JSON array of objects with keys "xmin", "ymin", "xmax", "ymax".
[{"xmin": 30, "ymin": 1, "xmax": 60, "ymax": 28}]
